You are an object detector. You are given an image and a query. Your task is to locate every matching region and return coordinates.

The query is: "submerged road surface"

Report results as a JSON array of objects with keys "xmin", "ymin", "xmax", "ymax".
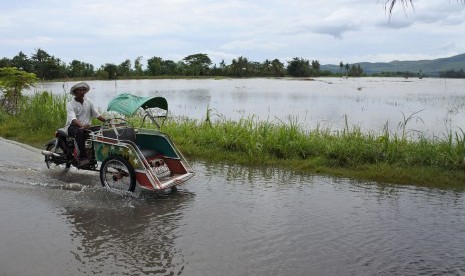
[{"xmin": 1, "ymin": 137, "xmax": 465, "ymax": 276}]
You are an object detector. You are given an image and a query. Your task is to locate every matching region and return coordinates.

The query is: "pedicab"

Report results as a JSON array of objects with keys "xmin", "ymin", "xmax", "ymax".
[{"xmin": 42, "ymin": 93, "xmax": 194, "ymax": 192}]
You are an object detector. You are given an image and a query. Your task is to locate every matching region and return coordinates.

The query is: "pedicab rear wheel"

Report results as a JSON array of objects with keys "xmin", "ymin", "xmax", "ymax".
[{"xmin": 100, "ymin": 155, "xmax": 136, "ymax": 192}]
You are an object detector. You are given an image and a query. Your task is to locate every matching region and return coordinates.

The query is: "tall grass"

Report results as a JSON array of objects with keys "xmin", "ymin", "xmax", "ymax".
[
  {"xmin": 163, "ymin": 114, "xmax": 465, "ymax": 171},
  {"xmin": 0, "ymin": 92, "xmax": 69, "ymax": 145},
  {"xmin": 20, "ymin": 92, "xmax": 69, "ymax": 132}
]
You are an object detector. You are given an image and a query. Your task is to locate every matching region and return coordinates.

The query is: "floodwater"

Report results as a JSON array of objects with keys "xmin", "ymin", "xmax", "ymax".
[
  {"xmin": 31, "ymin": 77, "xmax": 465, "ymax": 138},
  {"xmin": 1, "ymin": 138, "xmax": 465, "ymax": 276}
]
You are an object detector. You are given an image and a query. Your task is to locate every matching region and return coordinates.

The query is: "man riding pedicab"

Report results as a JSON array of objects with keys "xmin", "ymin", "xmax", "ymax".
[{"xmin": 64, "ymin": 82, "xmax": 106, "ymax": 167}]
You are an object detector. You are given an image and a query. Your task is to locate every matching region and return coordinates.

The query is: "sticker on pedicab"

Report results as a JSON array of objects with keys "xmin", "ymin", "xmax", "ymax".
[{"xmin": 94, "ymin": 143, "xmax": 144, "ymax": 169}]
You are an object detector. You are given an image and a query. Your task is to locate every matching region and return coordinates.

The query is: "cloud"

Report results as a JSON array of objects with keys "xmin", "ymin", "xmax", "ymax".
[
  {"xmin": 312, "ymin": 24, "xmax": 359, "ymax": 39},
  {"xmin": 1, "ymin": 0, "xmax": 465, "ymax": 66},
  {"xmin": 220, "ymin": 39, "xmax": 283, "ymax": 51},
  {"xmin": 290, "ymin": 7, "xmax": 365, "ymax": 38}
]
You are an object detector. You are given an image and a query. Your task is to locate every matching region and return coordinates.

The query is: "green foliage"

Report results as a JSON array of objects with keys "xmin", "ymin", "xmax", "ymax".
[
  {"xmin": 3, "ymin": 47, "xmax": 465, "ymax": 79},
  {"xmin": 102, "ymin": 63, "xmax": 118, "ymax": 79},
  {"xmin": 183, "ymin": 53, "xmax": 212, "ymax": 76},
  {"xmin": 19, "ymin": 91, "xmax": 69, "ymax": 132},
  {"xmin": 31, "ymin": 48, "xmax": 67, "ymax": 80},
  {"xmin": 0, "ymin": 91, "xmax": 69, "ymax": 146},
  {"xmin": 134, "ymin": 56, "xmax": 144, "ymax": 76},
  {"xmin": 118, "ymin": 59, "xmax": 132, "ymax": 77},
  {"xmin": 440, "ymin": 69, "xmax": 465, "ymax": 78},
  {"xmin": 0, "ymin": 67, "xmax": 37, "ymax": 113},
  {"xmin": 348, "ymin": 64, "xmax": 364, "ymax": 77},
  {"xmin": 147, "ymin": 56, "xmax": 163, "ymax": 76},
  {"xmin": 286, "ymin": 57, "xmax": 311, "ymax": 77},
  {"xmin": 69, "ymin": 60, "xmax": 95, "ymax": 78}
]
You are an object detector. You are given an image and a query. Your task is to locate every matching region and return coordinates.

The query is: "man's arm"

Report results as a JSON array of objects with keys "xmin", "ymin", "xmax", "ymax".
[{"xmin": 71, "ymin": 119, "xmax": 90, "ymax": 129}]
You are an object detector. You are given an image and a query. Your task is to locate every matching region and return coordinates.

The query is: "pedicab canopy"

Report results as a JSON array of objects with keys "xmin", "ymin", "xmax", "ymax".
[{"xmin": 106, "ymin": 93, "xmax": 168, "ymax": 116}]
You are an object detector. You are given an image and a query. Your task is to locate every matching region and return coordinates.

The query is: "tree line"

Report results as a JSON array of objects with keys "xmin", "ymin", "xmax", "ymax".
[
  {"xmin": 0, "ymin": 48, "xmax": 364, "ymax": 80},
  {"xmin": 439, "ymin": 69, "xmax": 465, "ymax": 78}
]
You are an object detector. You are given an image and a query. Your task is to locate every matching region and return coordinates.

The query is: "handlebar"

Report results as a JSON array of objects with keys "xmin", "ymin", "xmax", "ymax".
[{"xmin": 100, "ymin": 118, "xmax": 129, "ymax": 137}]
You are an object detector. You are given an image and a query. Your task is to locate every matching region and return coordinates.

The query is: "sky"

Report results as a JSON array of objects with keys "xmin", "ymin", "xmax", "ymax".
[{"xmin": 1, "ymin": 0, "xmax": 465, "ymax": 68}]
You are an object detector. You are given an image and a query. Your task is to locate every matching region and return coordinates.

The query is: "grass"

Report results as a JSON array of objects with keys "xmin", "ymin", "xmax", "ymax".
[
  {"xmin": 0, "ymin": 92, "xmax": 69, "ymax": 147},
  {"xmin": 160, "ymin": 115, "xmax": 465, "ymax": 189},
  {"xmin": 2, "ymin": 92, "xmax": 465, "ymax": 190}
]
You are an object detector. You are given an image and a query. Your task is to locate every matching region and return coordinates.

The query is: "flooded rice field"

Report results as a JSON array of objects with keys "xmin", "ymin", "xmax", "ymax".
[{"xmin": 1, "ymin": 138, "xmax": 465, "ymax": 276}]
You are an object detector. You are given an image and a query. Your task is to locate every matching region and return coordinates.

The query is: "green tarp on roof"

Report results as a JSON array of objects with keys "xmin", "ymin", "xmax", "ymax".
[{"xmin": 106, "ymin": 93, "xmax": 168, "ymax": 116}]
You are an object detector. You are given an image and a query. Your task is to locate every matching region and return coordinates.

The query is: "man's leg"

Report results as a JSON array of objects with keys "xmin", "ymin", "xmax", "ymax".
[{"xmin": 68, "ymin": 125, "xmax": 88, "ymax": 159}]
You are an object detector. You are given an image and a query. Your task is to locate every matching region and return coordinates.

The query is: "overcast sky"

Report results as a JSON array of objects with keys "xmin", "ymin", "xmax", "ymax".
[{"xmin": 1, "ymin": 0, "xmax": 464, "ymax": 67}]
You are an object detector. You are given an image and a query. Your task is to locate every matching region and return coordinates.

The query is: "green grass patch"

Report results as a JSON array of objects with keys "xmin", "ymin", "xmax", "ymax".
[
  {"xmin": 161, "ymin": 115, "xmax": 465, "ymax": 190},
  {"xmin": 0, "ymin": 92, "xmax": 69, "ymax": 147}
]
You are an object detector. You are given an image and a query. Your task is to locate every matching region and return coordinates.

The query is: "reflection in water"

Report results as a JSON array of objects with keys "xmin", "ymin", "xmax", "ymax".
[
  {"xmin": 182, "ymin": 162, "xmax": 465, "ymax": 276},
  {"xmin": 64, "ymin": 190, "xmax": 194, "ymax": 275}
]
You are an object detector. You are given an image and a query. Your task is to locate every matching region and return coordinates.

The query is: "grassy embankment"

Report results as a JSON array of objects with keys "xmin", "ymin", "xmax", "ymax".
[{"xmin": 2, "ymin": 92, "xmax": 465, "ymax": 190}]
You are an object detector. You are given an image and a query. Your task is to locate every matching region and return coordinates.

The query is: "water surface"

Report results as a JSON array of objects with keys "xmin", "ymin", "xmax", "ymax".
[{"xmin": 1, "ymin": 138, "xmax": 465, "ymax": 276}]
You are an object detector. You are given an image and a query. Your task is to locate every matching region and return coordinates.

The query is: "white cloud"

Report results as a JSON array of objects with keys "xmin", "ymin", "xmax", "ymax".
[{"xmin": 220, "ymin": 39, "xmax": 283, "ymax": 51}]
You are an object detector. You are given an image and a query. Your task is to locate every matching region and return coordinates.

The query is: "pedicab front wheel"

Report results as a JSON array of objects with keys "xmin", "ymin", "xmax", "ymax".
[
  {"xmin": 100, "ymin": 155, "xmax": 136, "ymax": 192},
  {"xmin": 44, "ymin": 142, "xmax": 71, "ymax": 171}
]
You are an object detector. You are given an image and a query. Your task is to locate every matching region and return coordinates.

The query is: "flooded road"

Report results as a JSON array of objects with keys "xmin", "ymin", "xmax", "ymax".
[{"xmin": 1, "ymin": 137, "xmax": 465, "ymax": 276}]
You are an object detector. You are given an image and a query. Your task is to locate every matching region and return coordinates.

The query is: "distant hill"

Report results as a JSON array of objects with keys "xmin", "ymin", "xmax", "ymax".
[{"xmin": 321, "ymin": 53, "xmax": 465, "ymax": 77}]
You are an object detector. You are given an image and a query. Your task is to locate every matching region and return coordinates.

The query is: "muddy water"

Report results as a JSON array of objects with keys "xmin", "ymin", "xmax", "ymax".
[{"xmin": 1, "ymin": 138, "xmax": 465, "ymax": 275}]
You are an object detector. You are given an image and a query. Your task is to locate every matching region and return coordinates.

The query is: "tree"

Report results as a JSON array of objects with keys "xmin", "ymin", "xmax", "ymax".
[
  {"xmin": 176, "ymin": 61, "xmax": 187, "ymax": 76},
  {"xmin": 0, "ymin": 58, "xmax": 12, "ymax": 68},
  {"xmin": 183, "ymin": 53, "xmax": 212, "ymax": 76},
  {"xmin": 386, "ymin": 0, "xmax": 464, "ymax": 14},
  {"xmin": 271, "ymin": 59, "xmax": 285, "ymax": 77},
  {"xmin": 348, "ymin": 64, "xmax": 363, "ymax": 77},
  {"xmin": 146, "ymin": 56, "xmax": 163, "ymax": 76},
  {"xmin": 161, "ymin": 60, "xmax": 178, "ymax": 75},
  {"xmin": 260, "ymin": 59, "xmax": 272, "ymax": 76},
  {"xmin": 68, "ymin": 60, "xmax": 94, "ymax": 78},
  {"xmin": 0, "ymin": 67, "xmax": 37, "ymax": 113},
  {"xmin": 385, "ymin": 0, "xmax": 412, "ymax": 14},
  {"xmin": 12, "ymin": 51, "xmax": 33, "ymax": 72},
  {"xmin": 31, "ymin": 48, "xmax": 50, "ymax": 78},
  {"xmin": 287, "ymin": 58, "xmax": 311, "ymax": 77},
  {"xmin": 102, "ymin": 63, "xmax": 118, "ymax": 79},
  {"xmin": 217, "ymin": 60, "xmax": 227, "ymax": 76},
  {"xmin": 30, "ymin": 48, "xmax": 66, "ymax": 80},
  {"xmin": 118, "ymin": 59, "xmax": 132, "ymax": 77},
  {"xmin": 311, "ymin": 60, "xmax": 321, "ymax": 72},
  {"xmin": 134, "ymin": 56, "xmax": 144, "ymax": 76},
  {"xmin": 440, "ymin": 69, "xmax": 465, "ymax": 78},
  {"xmin": 230, "ymin": 56, "xmax": 250, "ymax": 77}
]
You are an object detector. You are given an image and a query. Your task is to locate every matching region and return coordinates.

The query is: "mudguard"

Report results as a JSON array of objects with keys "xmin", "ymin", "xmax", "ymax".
[{"xmin": 44, "ymin": 138, "xmax": 57, "ymax": 149}]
